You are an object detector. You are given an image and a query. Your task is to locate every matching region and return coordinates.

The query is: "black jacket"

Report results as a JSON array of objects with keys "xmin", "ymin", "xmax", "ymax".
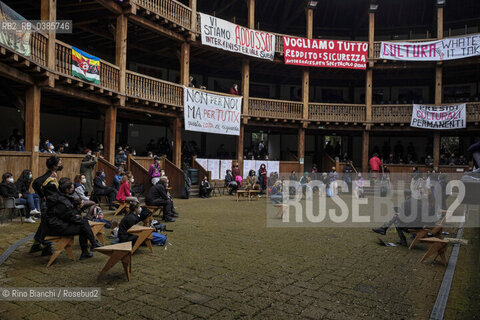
[
  {"xmin": 32, "ymin": 170, "xmax": 58, "ymax": 199},
  {"xmin": 93, "ymin": 176, "xmax": 107, "ymax": 192},
  {"xmin": 146, "ymin": 183, "xmax": 168, "ymax": 203},
  {"xmin": 118, "ymin": 212, "xmax": 141, "ymax": 240},
  {"xmin": 0, "ymin": 182, "xmax": 19, "ymax": 198},
  {"xmin": 15, "ymin": 179, "xmax": 31, "ymax": 194},
  {"xmin": 46, "ymin": 193, "xmax": 81, "ymax": 233}
]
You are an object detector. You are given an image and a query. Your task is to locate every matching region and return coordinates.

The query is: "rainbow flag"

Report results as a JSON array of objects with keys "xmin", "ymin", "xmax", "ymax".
[{"xmin": 72, "ymin": 46, "xmax": 100, "ymax": 84}]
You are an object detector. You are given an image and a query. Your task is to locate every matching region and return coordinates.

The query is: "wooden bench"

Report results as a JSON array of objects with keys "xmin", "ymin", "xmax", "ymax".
[
  {"xmin": 113, "ymin": 201, "xmax": 128, "ymax": 216},
  {"xmin": 236, "ymin": 189, "xmax": 261, "ymax": 201},
  {"xmin": 273, "ymin": 204, "xmax": 288, "ymax": 219},
  {"xmin": 419, "ymin": 237, "xmax": 448, "ymax": 266},
  {"xmin": 212, "ymin": 181, "xmax": 227, "ymax": 196},
  {"xmin": 96, "ymin": 242, "xmax": 132, "ymax": 281},
  {"xmin": 127, "ymin": 225, "xmax": 154, "ymax": 254},
  {"xmin": 44, "ymin": 235, "xmax": 75, "ymax": 268},
  {"xmin": 88, "ymin": 221, "xmax": 106, "ymax": 245},
  {"xmin": 143, "ymin": 205, "xmax": 164, "ymax": 226}
]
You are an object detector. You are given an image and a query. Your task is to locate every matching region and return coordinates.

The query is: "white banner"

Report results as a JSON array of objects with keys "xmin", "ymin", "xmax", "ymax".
[
  {"xmin": 200, "ymin": 13, "xmax": 275, "ymax": 61},
  {"xmin": 207, "ymin": 159, "xmax": 220, "ymax": 180},
  {"xmin": 380, "ymin": 34, "xmax": 480, "ymax": 61},
  {"xmin": 184, "ymin": 87, "xmax": 242, "ymax": 136},
  {"xmin": 411, "ymin": 104, "xmax": 466, "ymax": 130}
]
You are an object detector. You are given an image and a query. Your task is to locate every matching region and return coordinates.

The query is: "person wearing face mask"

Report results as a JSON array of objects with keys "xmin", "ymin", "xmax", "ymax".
[
  {"xmin": 44, "ymin": 142, "xmax": 56, "ymax": 154},
  {"xmin": 148, "ymin": 156, "xmax": 163, "ymax": 185},
  {"xmin": 30, "ymin": 156, "xmax": 64, "ymax": 255},
  {"xmin": 15, "ymin": 169, "xmax": 41, "ymax": 218},
  {"xmin": 0, "ymin": 172, "xmax": 36, "ymax": 223},
  {"xmin": 232, "ymin": 163, "xmax": 241, "ymax": 179},
  {"xmin": 93, "ymin": 169, "xmax": 117, "ymax": 210},
  {"xmin": 258, "ymin": 164, "xmax": 268, "ymax": 194},
  {"xmin": 73, "ymin": 174, "xmax": 96, "ymax": 210},
  {"xmin": 118, "ymin": 201, "xmax": 153, "ymax": 246},
  {"xmin": 146, "ymin": 176, "xmax": 175, "ymax": 222},
  {"xmin": 14, "ymin": 137, "xmax": 25, "ymax": 151},
  {"xmin": 115, "ymin": 148, "xmax": 127, "ymax": 167},
  {"xmin": 116, "ymin": 175, "xmax": 138, "ymax": 205},
  {"xmin": 80, "ymin": 149, "xmax": 97, "ymax": 195},
  {"xmin": 46, "ymin": 178, "xmax": 100, "ymax": 259},
  {"xmin": 199, "ymin": 176, "xmax": 212, "ymax": 198}
]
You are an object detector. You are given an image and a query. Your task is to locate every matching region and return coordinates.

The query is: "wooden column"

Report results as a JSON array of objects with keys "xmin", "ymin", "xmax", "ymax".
[
  {"xmin": 365, "ymin": 69, "xmax": 372, "ymax": 122},
  {"xmin": 180, "ymin": 42, "xmax": 190, "ymax": 86},
  {"xmin": 433, "ymin": 5, "xmax": 444, "ymax": 168},
  {"xmin": 41, "ymin": 0, "xmax": 56, "ymax": 70},
  {"xmin": 362, "ymin": 130, "xmax": 370, "ymax": 172},
  {"xmin": 241, "ymin": 60, "xmax": 250, "ymax": 115},
  {"xmin": 302, "ymin": 8, "xmax": 313, "ymax": 121},
  {"xmin": 104, "ymin": 106, "xmax": 117, "ymax": 164},
  {"xmin": 173, "ymin": 117, "xmax": 182, "ymax": 167},
  {"xmin": 247, "ymin": 0, "xmax": 255, "ymax": 29},
  {"xmin": 25, "ymin": 86, "xmax": 41, "ymax": 178},
  {"xmin": 116, "ymin": 14, "xmax": 128, "ymax": 94},
  {"xmin": 298, "ymin": 128, "xmax": 305, "ymax": 173},
  {"xmin": 189, "ymin": 0, "xmax": 197, "ymax": 38},
  {"xmin": 236, "ymin": 124, "xmax": 244, "ymax": 176}
]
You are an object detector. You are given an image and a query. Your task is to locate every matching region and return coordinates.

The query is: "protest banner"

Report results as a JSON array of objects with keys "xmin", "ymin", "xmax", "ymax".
[
  {"xmin": 200, "ymin": 13, "xmax": 275, "ymax": 61},
  {"xmin": 184, "ymin": 87, "xmax": 242, "ymax": 136},
  {"xmin": 72, "ymin": 47, "xmax": 100, "ymax": 84},
  {"xmin": 282, "ymin": 36, "xmax": 368, "ymax": 70},
  {"xmin": 380, "ymin": 34, "xmax": 480, "ymax": 61},
  {"xmin": 411, "ymin": 104, "xmax": 466, "ymax": 130}
]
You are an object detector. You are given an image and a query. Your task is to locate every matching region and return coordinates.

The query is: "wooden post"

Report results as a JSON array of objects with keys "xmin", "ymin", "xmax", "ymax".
[
  {"xmin": 298, "ymin": 127, "xmax": 305, "ymax": 173},
  {"xmin": 173, "ymin": 117, "xmax": 182, "ymax": 168},
  {"xmin": 241, "ymin": 59, "xmax": 250, "ymax": 115},
  {"xmin": 362, "ymin": 130, "xmax": 370, "ymax": 172},
  {"xmin": 368, "ymin": 12, "xmax": 375, "ymax": 63},
  {"xmin": 180, "ymin": 42, "xmax": 190, "ymax": 86},
  {"xmin": 116, "ymin": 14, "xmax": 128, "ymax": 94},
  {"xmin": 237, "ymin": 124, "xmax": 244, "ymax": 177},
  {"xmin": 302, "ymin": 8, "xmax": 313, "ymax": 121},
  {"xmin": 189, "ymin": 0, "xmax": 197, "ymax": 35},
  {"xmin": 25, "ymin": 85, "xmax": 41, "ymax": 179},
  {"xmin": 104, "ymin": 106, "xmax": 117, "ymax": 164},
  {"xmin": 247, "ymin": 0, "xmax": 255, "ymax": 29},
  {"xmin": 41, "ymin": 0, "xmax": 56, "ymax": 70},
  {"xmin": 365, "ymin": 69, "xmax": 372, "ymax": 122},
  {"xmin": 433, "ymin": 5, "xmax": 443, "ymax": 168}
]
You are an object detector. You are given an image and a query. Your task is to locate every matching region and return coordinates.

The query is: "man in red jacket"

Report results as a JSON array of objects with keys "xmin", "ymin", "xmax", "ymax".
[{"xmin": 369, "ymin": 153, "xmax": 383, "ymax": 180}]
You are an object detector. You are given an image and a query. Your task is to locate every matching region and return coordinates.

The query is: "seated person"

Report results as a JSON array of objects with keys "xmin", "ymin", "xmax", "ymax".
[
  {"xmin": 224, "ymin": 170, "xmax": 238, "ymax": 195},
  {"xmin": 0, "ymin": 172, "xmax": 35, "ymax": 223},
  {"xmin": 116, "ymin": 175, "xmax": 138, "ymax": 204},
  {"xmin": 244, "ymin": 170, "xmax": 260, "ymax": 191},
  {"xmin": 372, "ymin": 190, "xmax": 438, "ymax": 246},
  {"xmin": 353, "ymin": 173, "xmax": 365, "ymax": 199},
  {"xmin": 15, "ymin": 169, "xmax": 41, "ymax": 218},
  {"xmin": 45, "ymin": 177, "xmax": 100, "ymax": 259},
  {"xmin": 199, "ymin": 176, "xmax": 212, "ymax": 198},
  {"xmin": 92, "ymin": 169, "xmax": 116, "ymax": 210},
  {"xmin": 118, "ymin": 201, "xmax": 152, "ymax": 246},
  {"xmin": 113, "ymin": 166, "xmax": 125, "ymax": 191},
  {"xmin": 146, "ymin": 176, "xmax": 176, "ymax": 222},
  {"xmin": 270, "ymin": 181, "xmax": 283, "ymax": 204},
  {"xmin": 73, "ymin": 174, "xmax": 96, "ymax": 212}
]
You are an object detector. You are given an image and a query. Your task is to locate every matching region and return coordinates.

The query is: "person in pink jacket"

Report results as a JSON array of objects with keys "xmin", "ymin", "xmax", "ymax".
[
  {"xmin": 148, "ymin": 156, "xmax": 163, "ymax": 185},
  {"xmin": 116, "ymin": 175, "xmax": 138, "ymax": 203}
]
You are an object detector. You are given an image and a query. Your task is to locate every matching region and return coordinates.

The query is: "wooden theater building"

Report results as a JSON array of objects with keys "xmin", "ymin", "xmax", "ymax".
[{"xmin": 0, "ymin": 0, "xmax": 479, "ymax": 190}]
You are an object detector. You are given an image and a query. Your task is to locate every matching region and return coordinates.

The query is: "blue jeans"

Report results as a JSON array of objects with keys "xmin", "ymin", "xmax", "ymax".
[
  {"xmin": 21, "ymin": 193, "xmax": 40, "ymax": 212},
  {"xmin": 14, "ymin": 198, "xmax": 30, "ymax": 218},
  {"xmin": 270, "ymin": 193, "xmax": 283, "ymax": 204}
]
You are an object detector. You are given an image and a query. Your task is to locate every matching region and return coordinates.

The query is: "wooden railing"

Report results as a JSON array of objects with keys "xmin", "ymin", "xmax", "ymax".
[
  {"xmin": 163, "ymin": 157, "xmax": 184, "ymax": 197},
  {"xmin": 132, "ymin": 156, "xmax": 154, "ymax": 171},
  {"xmin": 38, "ymin": 153, "xmax": 85, "ymax": 180},
  {"xmin": 192, "ymin": 156, "xmax": 211, "ymax": 184},
  {"xmin": 97, "ymin": 156, "xmax": 118, "ymax": 187},
  {"xmin": 55, "ymin": 40, "xmax": 71, "ymax": 75},
  {"xmin": 128, "ymin": 154, "xmax": 153, "ymax": 196},
  {"xmin": 372, "ymin": 104, "xmax": 413, "ymax": 123},
  {"xmin": 100, "ymin": 60, "xmax": 120, "ymax": 92},
  {"xmin": 309, "ymin": 103, "xmax": 365, "ymax": 122},
  {"xmin": 248, "ymin": 97, "xmax": 303, "ymax": 120},
  {"xmin": 134, "ymin": 0, "xmax": 192, "ymax": 30},
  {"xmin": 30, "ymin": 32, "xmax": 47, "ymax": 65},
  {"xmin": 126, "ymin": 70, "xmax": 183, "ymax": 107},
  {"xmin": 0, "ymin": 151, "xmax": 33, "ymax": 182},
  {"xmin": 274, "ymin": 33, "xmax": 285, "ymax": 55},
  {"xmin": 467, "ymin": 102, "xmax": 480, "ymax": 122}
]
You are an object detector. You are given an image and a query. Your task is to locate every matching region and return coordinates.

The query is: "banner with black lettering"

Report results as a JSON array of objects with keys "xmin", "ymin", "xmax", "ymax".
[
  {"xmin": 380, "ymin": 34, "xmax": 480, "ymax": 61},
  {"xmin": 411, "ymin": 104, "xmax": 466, "ymax": 130},
  {"xmin": 199, "ymin": 12, "xmax": 275, "ymax": 61},
  {"xmin": 184, "ymin": 87, "xmax": 242, "ymax": 136}
]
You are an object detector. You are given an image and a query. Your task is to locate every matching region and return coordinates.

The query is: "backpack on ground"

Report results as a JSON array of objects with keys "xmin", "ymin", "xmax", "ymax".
[{"xmin": 152, "ymin": 232, "xmax": 167, "ymax": 246}]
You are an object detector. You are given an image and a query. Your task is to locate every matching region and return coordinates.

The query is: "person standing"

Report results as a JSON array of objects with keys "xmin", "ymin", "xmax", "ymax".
[
  {"xmin": 258, "ymin": 163, "xmax": 268, "ymax": 194},
  {"xmin": 148, "ymin": 156, "xmax": 163, "ymax": 185},
  {"xmin": 80, "ymin": 149, "xmax": 97, "ymax": 195},
  {"xmin": 369, "ymin": 153, "xmax": 383, "ymax": 180}
]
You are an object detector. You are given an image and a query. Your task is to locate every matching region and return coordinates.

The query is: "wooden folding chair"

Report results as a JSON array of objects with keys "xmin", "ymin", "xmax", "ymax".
[
  {"xmin": 273, "ymin": 204, "xmax": 288, "ymax": 219},
  {"xmin": 96, "ymin": 242, "xmax": 133, "ymax": 281},
  {"xmin": 408, "ymin": 210, "xmax": 452, "ymax": 250},
  {"xmin": 127, "ymin": 225, "xmax": 154, "ymax": 254},
  {"xmin": 113, "ymin": 201, "xmax": 128, "ymax": 216},
  {"xmin": 44, "ymin": 235, "xmax": 75, "ymax": 268},
  {"xmin": 88, "ymin": 221, "xmax": 106, "ymax": 245},
  {"xmin": 419, "ymin": 238, "xmax": 448, "ymax": 266}
]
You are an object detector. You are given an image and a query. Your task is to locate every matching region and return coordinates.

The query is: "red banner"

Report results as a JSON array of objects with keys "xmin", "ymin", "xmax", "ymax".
[{"xmin": 283, "ymin": 36, "xmax": 368, "ymax": 70}]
